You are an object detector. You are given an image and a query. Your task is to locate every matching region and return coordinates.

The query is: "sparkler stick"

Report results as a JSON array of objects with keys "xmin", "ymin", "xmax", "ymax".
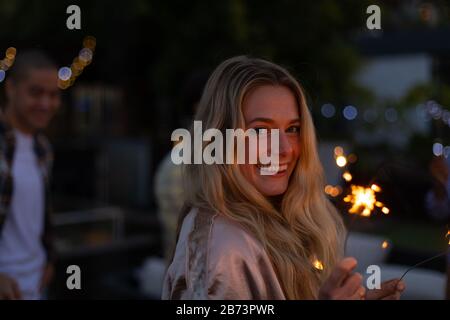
[
  {"xmin": 399, "ymin": 251, "xmax": 448, "ymax": 281},
  {"xmin": 399, "ymin": 229, "xmax": 450, "ymax": 281}
]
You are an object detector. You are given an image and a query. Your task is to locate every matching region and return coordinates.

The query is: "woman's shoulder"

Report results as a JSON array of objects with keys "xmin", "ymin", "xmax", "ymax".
[
  {"xmin": 163, "ymin": 207, "xmax": 284, "ymax": 299},
  {"xmin": 209, "ymin": 212, "xmax": 265, "ymax": 258},
  {"xmin": 181, "ymin": 207, "xmax": 265, "ymax": 258}
]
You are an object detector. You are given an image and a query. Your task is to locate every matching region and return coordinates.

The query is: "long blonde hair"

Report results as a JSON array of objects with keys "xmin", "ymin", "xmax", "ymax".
[{"xmin": 182, "ymin": 56, "xmax": 346, "ymax": 299}]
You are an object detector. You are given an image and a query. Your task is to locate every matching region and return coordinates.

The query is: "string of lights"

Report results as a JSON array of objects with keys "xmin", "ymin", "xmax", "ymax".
[
  {"xmin": 58, "ymin": 35, "xmax": 96, "ymax": 90},
  {"xmin": 0, "ymin": 47, "xmax": 17, "ymax": 83}
]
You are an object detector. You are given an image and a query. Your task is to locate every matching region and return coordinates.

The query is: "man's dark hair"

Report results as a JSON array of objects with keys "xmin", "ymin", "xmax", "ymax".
[{"xmin": 8, "ymin": 50, "xmax": 57, "ymax": 83}]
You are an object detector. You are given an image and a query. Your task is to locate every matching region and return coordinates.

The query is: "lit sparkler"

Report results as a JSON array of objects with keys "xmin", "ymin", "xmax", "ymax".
[
  {"xmin": 332, "ymin": 146, "xmax": 392, "ymax": 253},
  {"xmin": 343, "ymin": 184, "xmax": 389, "ymax": 218}
]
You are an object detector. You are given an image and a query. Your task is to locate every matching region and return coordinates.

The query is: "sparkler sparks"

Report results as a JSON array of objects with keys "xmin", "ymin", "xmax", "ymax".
[
  {"xmin": 333, "ymin": 146, "xmax": 392, "ymax": 254},
  {"xmin": 343, "ymin": 184, "xmax": 389, "ymax": 217}
]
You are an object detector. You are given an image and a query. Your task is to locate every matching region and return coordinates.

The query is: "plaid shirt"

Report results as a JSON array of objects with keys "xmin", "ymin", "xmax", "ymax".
[{"xmin": 0, "ymin": 118, "xmax": 55, "ymax": 263}]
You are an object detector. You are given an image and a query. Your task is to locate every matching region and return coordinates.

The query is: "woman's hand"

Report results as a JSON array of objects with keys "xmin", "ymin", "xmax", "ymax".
[
  {"xmin": 0, "ymin": 273, "xmax": 21, "ymax": 300},
  {"xmin": 319, "ymin": 257, "xmax": 365, "ymax": 300},
  {"xmin": 365, "ymin": 279, "xmax": 405, "ymax": 300}
]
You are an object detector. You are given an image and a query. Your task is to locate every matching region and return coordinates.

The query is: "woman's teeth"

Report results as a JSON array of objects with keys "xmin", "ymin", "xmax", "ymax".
[{"xmin": 257, "ymin": 163, "xmax": 288, "ymax": 175}]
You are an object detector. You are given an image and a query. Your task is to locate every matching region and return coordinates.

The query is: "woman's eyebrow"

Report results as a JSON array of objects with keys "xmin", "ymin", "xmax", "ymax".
[
  {"xmin": 247, "ymin": 117, "xmax": 301, "ymax": 125},
  {"xmin": 247, "ymin": 117, "xmax": 275, "ymax": 124}
]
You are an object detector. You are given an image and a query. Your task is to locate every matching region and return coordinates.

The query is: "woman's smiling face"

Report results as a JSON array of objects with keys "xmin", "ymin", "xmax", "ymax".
[{"xmin": 241, "ymin": 85, "xmax": 301, "ymax": 197}]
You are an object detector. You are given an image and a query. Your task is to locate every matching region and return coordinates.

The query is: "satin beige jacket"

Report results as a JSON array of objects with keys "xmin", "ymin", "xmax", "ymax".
[{"xmin": 161, "ymin": 208, "xmax": 286, "ymax": 299}]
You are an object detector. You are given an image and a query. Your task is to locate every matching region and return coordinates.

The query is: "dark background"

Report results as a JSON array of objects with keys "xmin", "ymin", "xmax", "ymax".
[{"xmin": 0, "ymin": 0, "xmax": 449, "ymax": 298}]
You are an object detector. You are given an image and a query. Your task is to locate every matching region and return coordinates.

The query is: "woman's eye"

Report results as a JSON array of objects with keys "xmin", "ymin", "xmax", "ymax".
[{"xmin": 287, "ymin": 126, "xmax": 300, "ymax": 133}]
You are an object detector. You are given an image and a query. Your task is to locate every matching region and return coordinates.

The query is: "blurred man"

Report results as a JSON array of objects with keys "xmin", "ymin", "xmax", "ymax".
[{"xmin": 0, "ymin": 50, "xmax": 60, "ymax": 299}]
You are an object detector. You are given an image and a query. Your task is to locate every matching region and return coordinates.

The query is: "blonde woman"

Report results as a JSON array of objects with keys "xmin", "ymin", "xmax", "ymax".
[{"xmin": 162, "ymin": 56, "xmax": 405, "ymax": 300}]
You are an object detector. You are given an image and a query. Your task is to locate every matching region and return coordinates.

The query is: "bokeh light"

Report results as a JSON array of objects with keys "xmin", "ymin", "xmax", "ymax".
[
  {"xmin": 334, "ymin": 146, "xmax": 344, "ymax": 156},
  {"xmin": 5, "ymin": 47, "xmax": 16, "ymax": 60},
  {"xmin": 336, "ymin": 156, "xmax": 347, "ymax": 167},
  {"xmin": 342, "ymin": 171, "xmax": 352, "ymax": 182},
  {"xmin": 433, "ymin": 142, "xmax": 443, "ymax": 156},
  {"xmin": 79, "ymin": 48, "xmax": 93, "ymax": 64},
  {"xmin": 60, "ymin": 35, "xmax": 96, "ymax": 90},
  {"xmin": 321, "ymin": 103, "xmax": 336, "ymax": 118},
  {"xmin": 343, "ymin": 105, "xmax": 358, "ymax": 120},
  {"xmin": 58, "ymin": 67, "xmax": 72, "ymax": 81},
  {"xmin": 83, "ymin": 36, "xmax": 97, "ymax": 50}
]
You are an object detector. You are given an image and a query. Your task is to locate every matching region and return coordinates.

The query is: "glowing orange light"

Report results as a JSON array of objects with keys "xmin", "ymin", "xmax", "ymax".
[
  {"xmin": 330, "ymin": 187, "xmax": 341, "ymax": 197},
  {"xmin": 371, "ymin": 184, "xmax": 381, "ymax": 192},
  {"xmin": 0, "ymin": 60, "xmax": 8, "ymax": 70},
  {"xmin": 0, "ymin": 47, "xmax": 16, "ymax": 72},
  {"xmin": 342, "ymin": 171, "xmax": 352, "ymax": 182},
  {"xmin": 4, "ymin": 57, "xmax": 14, "ymax": 68},
  {"xmin": 5, "ymin": 47, "xmax": 16, "ymax": 60},
  {"xmin": 313, "ymin": 259, "xmax": 324, "ymax": 270},
  {"xmin": 334, "ymin": 146, "xmax": 344, "ymax": 156},
  {"xmin": 57, "ymin": 79, "xmax": 70, "ymax": 90},
  {"xmin": 382, "ymin": 241, "xmax": 389, "ymax": 249},
  {"xmin": 83, "ymin": 36, "xmax": 97, "ymax": 50},
  {"xmin": 336, "ymin": 156, "xmax": 347, "ymax": 167}
]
